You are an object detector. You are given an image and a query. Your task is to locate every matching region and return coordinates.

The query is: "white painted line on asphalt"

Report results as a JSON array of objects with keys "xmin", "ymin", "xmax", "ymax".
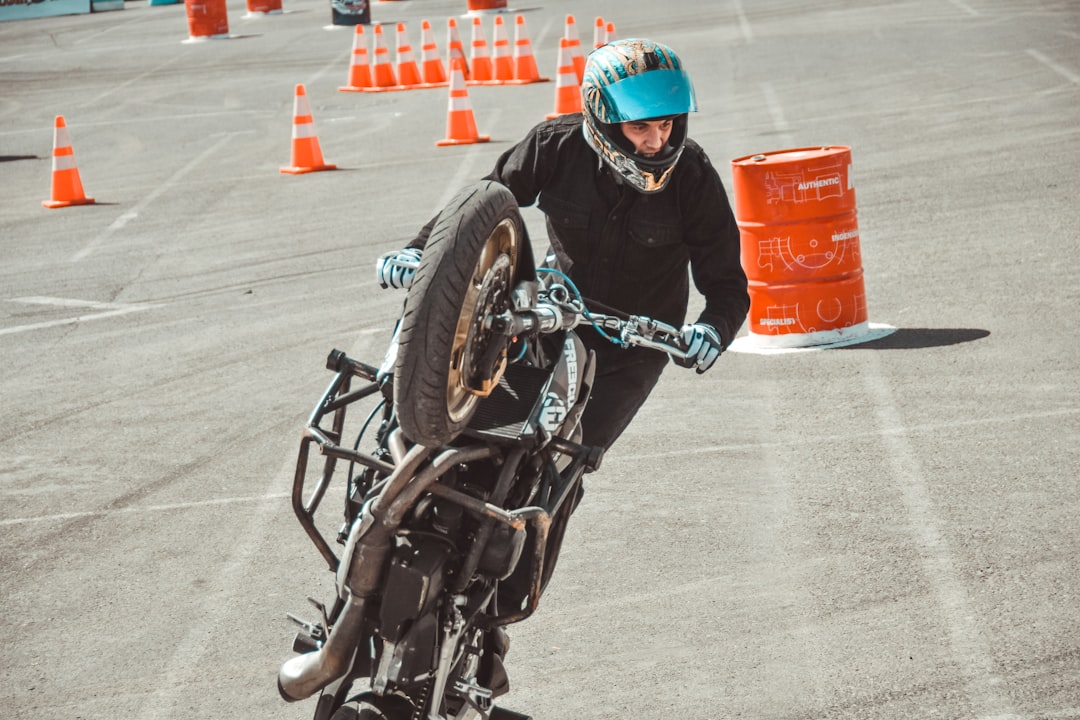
[
  {"xmin": 0, "ymin": 492, "xmax": 289, "ymax": 527},
  {"xmin": 309, "ymin": 45, "xmax": 351, "ymax": 87},
  {"xmin": 12, "ymin": 296, "xmax": 120, "ymax": 309},
  {"xmin": 527, "ymin": 15, "xmax": 555, "ymax": 52},
  {"xmin": 612, "ymin": 407, "xmax": 1079, "ymax": 463},
  {"xmin": 862, "ymin": 357, "xmax": 1019, "ymax": 720},
  {"xmin": 78, "ymin": 57, "xmax": 182, "ymax": 108},
  {"xmin": 70, "ymin": 132, "xmax": 236, "ymax": 262},
  {"xmin": 132, "ymin": 454, "xmax": 300, "ymax": 719},
  {"xmin": 1026, "ymin": 48, "xmax": 1080, "ymax": 85},
  {"xmin": 760, "ymin": 82, "xmax": 795, "ymax": 148},
  {"xmin": 430, "ymin": 109, "xmax": 505, "ymax": 215},
  {"xmin": 0, "ymin": 296, "xmax": 159, "ymax": 337},
  {"xmin": 947, "ymin": 0, "xmax": 980, "ymax": 17},
  {"xmin": 733, "ymin": 0, "xmax": 754, "ymax": 43}
]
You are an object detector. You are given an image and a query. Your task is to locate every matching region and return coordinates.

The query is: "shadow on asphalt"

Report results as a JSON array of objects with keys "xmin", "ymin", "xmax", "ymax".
[{"xmin": 840, "ymin": 328, "xmax": 991, "ymax": 350}]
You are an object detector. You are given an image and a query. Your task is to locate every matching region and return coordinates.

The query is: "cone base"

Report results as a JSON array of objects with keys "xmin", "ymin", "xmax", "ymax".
[
  {"xmin": 183, "ymin": 34, "xmax": 234, "ymax": 43},
  {"xmin": 436, "ymin": 136, "xmax": 490, "ymax": 146},
  {"xmin": 499, "ymin": 77, "xmax": 550, "ymax": 85},
  {"xmin": 361, "ymin": 83, "xmax": 446, "ymax": 92},
  {"xmin": 338, "ymin": 85, "xmax": 372, "ymax": 92},
  {"xmin": 42, "ymin": 197, "xmax": 96, "ymax": 209},
  {"xmin": 280, "ymin": 165, "xmax": 337, "ymax": 174}
]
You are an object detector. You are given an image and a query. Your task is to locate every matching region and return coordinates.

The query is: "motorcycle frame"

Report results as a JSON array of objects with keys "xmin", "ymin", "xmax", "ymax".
[{"xmin": 288, "ymin": 345, "xmax": 600, "ymax": 653}]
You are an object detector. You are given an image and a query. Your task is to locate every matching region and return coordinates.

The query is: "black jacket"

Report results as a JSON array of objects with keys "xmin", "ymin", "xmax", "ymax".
[{"xmin": 419, "ymin": 113, "xmax": 749, "ymax": 347}]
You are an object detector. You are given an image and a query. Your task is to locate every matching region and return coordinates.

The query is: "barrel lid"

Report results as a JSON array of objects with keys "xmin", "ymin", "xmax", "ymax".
[{"xmin": 732, "ymin": 145, "xmax": 850, "ymax": 167}]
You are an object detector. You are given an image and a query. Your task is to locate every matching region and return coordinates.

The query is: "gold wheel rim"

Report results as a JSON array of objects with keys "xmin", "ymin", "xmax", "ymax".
[{"xmin": 446, "ymin": 218, "xmax": 519, "ymax": 423}]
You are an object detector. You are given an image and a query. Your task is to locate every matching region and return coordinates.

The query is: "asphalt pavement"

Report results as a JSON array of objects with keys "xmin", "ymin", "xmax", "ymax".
[{"xmin": 1, "ymin": 0, "xmax": 1078, "ymax": 718}]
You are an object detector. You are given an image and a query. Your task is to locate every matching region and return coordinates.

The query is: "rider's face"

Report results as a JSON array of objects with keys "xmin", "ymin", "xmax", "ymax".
[{"xmin": 620, "ymin": 118, "xmax": 674, "ymax": 157}]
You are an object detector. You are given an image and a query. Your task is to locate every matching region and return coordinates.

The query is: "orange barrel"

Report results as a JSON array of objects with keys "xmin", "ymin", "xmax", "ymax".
[
  {"xmin": 184, "ymin": 0, "xmax": 229, "ymax": 39},
  {"xmin": 467, "ymin": 0, "xmax": 508, "ymax": 13},
  {"xmin": 731, "ymin": 146, "xmax": 869, "ymax": 348},
  {"xmin": 246, "ymin": 0, "xmax": 282, "ymax": 14}
]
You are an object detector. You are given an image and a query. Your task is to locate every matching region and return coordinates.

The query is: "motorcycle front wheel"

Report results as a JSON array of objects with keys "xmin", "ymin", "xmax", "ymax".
[
  {"xmin": 329, "ymin": 696, "xmax": 412, "ymax": 720},
  {"xmin": 394, "ymin": 180, "xmax": 525, "ymax": 447}
]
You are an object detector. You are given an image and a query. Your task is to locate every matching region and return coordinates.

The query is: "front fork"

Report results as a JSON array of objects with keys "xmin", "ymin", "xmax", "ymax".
[{"xmin": 425, "ymin": 598, "xmax": 470, "ymax": 720}]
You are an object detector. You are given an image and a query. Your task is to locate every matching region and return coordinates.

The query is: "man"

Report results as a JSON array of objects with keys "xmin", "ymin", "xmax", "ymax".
[
  {"xmin": 380, "ymin": 38, "xmax": 749, "ymax": 451},
  {"xmin": 375, "ymin": 40, "xmax": 750, "ymax": 701}
]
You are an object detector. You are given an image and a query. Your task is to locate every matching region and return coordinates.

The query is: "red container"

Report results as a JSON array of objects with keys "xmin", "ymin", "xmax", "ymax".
[
  {"xmin": 184, "ymin": 0, "xmax": 229, "ymax": 39},
  {"xmin": 731, "ymin": 146, "xmax": 869, "ymax": 347},
  {"xmin": 246, "ymin": 0, "xmax": 282, "ymax": 14},
  {"xmin": 467, "ymin": 0, "xmax": 508, "ymax": 12}
]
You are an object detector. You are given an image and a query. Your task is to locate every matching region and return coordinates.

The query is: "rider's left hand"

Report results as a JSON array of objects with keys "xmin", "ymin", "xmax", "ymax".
[
  {"xmin": 376, "ymin": 248, "xmax": 423, "ymax": 289},
  {"xmin": 675, "ymin": 323, "xmax": 723, "ymax": 374}
]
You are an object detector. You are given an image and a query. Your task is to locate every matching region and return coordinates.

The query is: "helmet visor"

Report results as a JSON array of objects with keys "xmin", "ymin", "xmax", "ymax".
[{"xmin": 597, "ymin": 69, "xmax": 698, "ymax": 122}]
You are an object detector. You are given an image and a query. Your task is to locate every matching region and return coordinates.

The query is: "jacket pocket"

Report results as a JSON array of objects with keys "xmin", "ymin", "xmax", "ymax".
[
  {"xmin": 538, "ymin": 192, "xmax": 589, "ymax": 229},
  {"xmin": 629, "ymin": 220, "xmax": 682, "ymax": 249},
  {"xmin": 623, "ymin": 220, "xmax": 688, "ymax": 283},
  {"xmin": 538, "ymin": 192, "xmax": 591, "ymax": 263}
]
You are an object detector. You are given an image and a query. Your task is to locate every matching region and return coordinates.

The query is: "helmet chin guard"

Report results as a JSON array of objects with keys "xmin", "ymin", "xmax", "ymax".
[{"xmin": 581, "ymin": 39, "xmax": 697, "ymax": 193}]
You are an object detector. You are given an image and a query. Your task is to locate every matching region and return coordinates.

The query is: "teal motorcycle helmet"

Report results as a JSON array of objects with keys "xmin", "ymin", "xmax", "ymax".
[{"xmin": 581, "ymin": 39, "xmax": 698, "ymax": 193}]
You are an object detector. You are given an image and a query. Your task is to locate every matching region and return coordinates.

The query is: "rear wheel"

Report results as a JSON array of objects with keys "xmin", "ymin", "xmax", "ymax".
[{"xmin": 395, "ymin": 180, "xmax": 525, "ymax": 447}]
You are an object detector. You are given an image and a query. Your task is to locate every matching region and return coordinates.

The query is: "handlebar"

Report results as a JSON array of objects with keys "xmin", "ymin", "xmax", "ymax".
[
  {"xmin": 379, "ymin": 252, "xmax": 690, "ymax": 361},
  {"xmin": 486, "ymin": 277, "xmax": 691, "ymax": 361}
]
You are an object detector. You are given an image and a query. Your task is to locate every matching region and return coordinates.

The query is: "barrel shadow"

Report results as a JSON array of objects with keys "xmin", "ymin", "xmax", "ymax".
[{"xmin": 838, "ymin": 328, "xmax": 990, "ymax": 350}]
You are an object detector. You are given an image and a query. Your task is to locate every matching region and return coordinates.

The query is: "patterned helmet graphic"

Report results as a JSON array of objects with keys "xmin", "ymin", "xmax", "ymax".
[{"xmin": 581, "ymin": 39, "xmax": 697, "ymax": 193}]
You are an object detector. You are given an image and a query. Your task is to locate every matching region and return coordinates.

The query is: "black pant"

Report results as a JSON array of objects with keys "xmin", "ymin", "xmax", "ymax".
[
  {"xmin": 499, "ymin": 331, "xmax": 669, "ymax": 614},
  {"xmin": 577, "ymin": 329, "xmax": 669, "ymax": 450}
]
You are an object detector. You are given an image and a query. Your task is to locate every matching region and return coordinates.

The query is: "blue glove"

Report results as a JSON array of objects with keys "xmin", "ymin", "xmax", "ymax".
[
  {"xmin": 675, "ymin": 323, "xmax": 723, "ymax": 374},
  {"xmin": 375, "ymin": 248, "xmax": 422, "ymax": 289}
]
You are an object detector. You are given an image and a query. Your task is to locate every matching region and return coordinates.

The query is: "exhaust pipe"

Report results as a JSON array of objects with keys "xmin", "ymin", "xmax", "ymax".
[
  {"xmin": 278, "ymin": 592, "xmax": 367, "ymax": 702},
  {"xmin": 278, "ymin": 443, "xmax": 432, "ymax": 702},
  {"xmin": 277, "ymin": 444, "xmax": 496, "ymax": 702}
]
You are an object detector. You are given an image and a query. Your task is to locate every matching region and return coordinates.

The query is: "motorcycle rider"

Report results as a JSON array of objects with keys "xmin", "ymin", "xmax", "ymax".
[
  {"xmin": 377, "ymin": 39, "xmax": 749, "ymax": 691},
  {"xmin": 380, "ymin": 38, "xmax": 749, "ymax": 452}
]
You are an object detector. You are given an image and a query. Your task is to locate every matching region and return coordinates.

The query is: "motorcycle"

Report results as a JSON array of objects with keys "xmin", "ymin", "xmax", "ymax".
[{"xmin": 277, "ymin": 180, "xmax": 691, "ymax": 720}]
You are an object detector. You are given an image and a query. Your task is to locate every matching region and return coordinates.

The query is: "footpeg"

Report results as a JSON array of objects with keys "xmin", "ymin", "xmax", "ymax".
[{"xmin": 286, "ymin": 597, "xmax": 328, "ymax": 653}]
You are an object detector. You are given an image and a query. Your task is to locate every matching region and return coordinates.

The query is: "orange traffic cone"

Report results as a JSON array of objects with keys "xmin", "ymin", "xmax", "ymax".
[
  {"xmin": 339, "ymin": 24, "xmax": 372, "ymax": 92},
  {"xmin": 437, "ymin": 58, "xmax": 489, "ymax": 146},
  {"xmin": 395, "ymin": 22, "xmax": 423, "ymax": 88},
  {"xmin": 564, "ymin": 14, "xmax": 585, "ymax": 83},
  {"xmin": 366, "ymin": 23, "xmax": 399, "ymax": 91},
  {"xmin": 593, "ymin": 16, "xmax": 607, "ymax": 48},
  {"xmin": 491, "ymin": 15, "xmax": 514, "ymax": 83},
  {"xmin": 468, "ymin": 16, "xmax": 494, "ymax": 84},
  {"xmin": 43, "ymin": 115, "xmax": 95, "ymax": 209},
  {"xmin": 419, "ymin": 19, "xmax": 448, "ymax": 86},
  {"xmin": 280, "ymin": 84, "xmax": 336, "ymax": 174},
  {"xmin": 606, "ymin": 21, "xmax": 616, "ymax": 42},
  {"xmin": 446, "ymin": 18, "xmax": 470, "ymax": 81},
  {"xmin": 546, "ymin": 38, "xmax": 582, "ymax": 119},
  {"xmin": 510, "ymin": 15, "xmax": 548, "ymax": 85}
]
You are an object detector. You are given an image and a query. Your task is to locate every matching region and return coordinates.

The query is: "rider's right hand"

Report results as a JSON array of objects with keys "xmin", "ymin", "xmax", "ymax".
[{"xmin": 375, "ymin": 248, "xmax": 423, "ymax": 289}]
